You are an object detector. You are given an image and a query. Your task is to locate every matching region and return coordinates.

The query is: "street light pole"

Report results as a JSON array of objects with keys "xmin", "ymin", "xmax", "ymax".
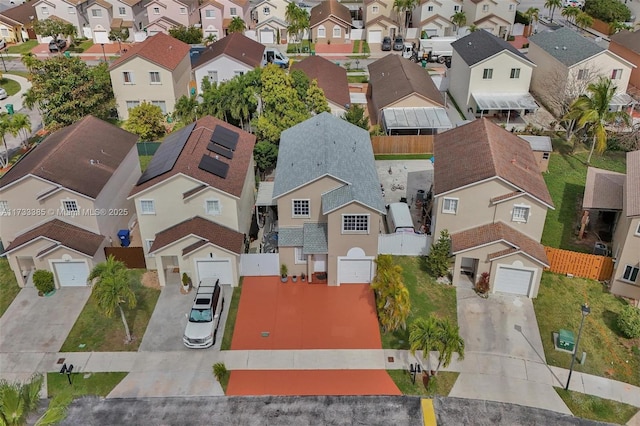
[
  {"xmin": 100, "ymin": 43, "xmax": 107, "ymax": 62},
  {"xmin": 565, "ymin": 303, "xmax": 590, "ymax": 390}
]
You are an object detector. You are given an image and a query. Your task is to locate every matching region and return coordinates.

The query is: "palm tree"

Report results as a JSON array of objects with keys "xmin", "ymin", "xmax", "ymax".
[
  {"xmin": 89, "ymin": 255, "xmax": 137, "ymax": 343},
  {"xmin": 393, "ymin": 0, "xmax": 419, "ymax": 36},
  {"xmin": 561, "ymin": 6, "xmax": 580, "ymax": 24},
  {"xmin": 544, "ymin": 0, "xmax": 562, "ymax": 22},
  {"xmin": 468, "ymin": 24, "xmax": 478, "ymax": 32},
  {"xmin": 433, "ymin": 319, "xmax": 465, "ymax": 375},
  {"xmin": 575, "ymin": 11, "xmax": 594, "ymax": 30},
  {"xmin": 20, "ymin": 52, "xmax": 38, "ymax": 73},
  {"xmin": 409, "ymin": 316, "xmax": 441, "ymax": 371},
  {"xmin": 450, "ymin": 11, "xmax": 467, "ymax": 35},
  {"xmin": 564, "ymin": 76, "xmax": 630, "ymax": 164},
  {"xmin": 10, "ymin": 113, "xmax": 32, "ymax": 149},
  {"xmin": 108, "ymin": 27, "xmax": 130, "ymax": 54},
  {"xmin": 227, "ymin": 17, "xmax": 246, "ymax": 34},
  {"xmin": 0, "ymin": 113, "xmax": 12, "ymax": 168},
  {"xmin": 0, "ymin": 374, "xmax": 42, "ymax": 426},
  {"xmin": 371, "ymin": 255, "xmax": 411, "ymax": 333},
  {"xmin": 173, "ymin": 94, "xmax": 199, "ymax": 123},
  {"xmin": 285, "ymin": 2, "xmax": 309, "ymax": 45},
  {"xmin": 524, "ymin": 7, "xmax": 539, "ymax": 36}
]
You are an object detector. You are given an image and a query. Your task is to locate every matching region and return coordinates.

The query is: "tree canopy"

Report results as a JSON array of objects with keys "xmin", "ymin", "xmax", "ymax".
[
  {"xmin": 168, "ymin": 25, "xmax": 203, "ymax": 44},
  {"xmin": 584, "ymin": 0, "xmax": 631, "ymax": 23},
  {"xmin": 342, "ymin": 104, "xmax": 370, "ymax": 130},
  {"xmin": 33, "ymin": 18, "xmax": 76, "ymax": 40},
  {"xmin": 372, "ymin": 255, "xmax": 411, "ymax": 333},
  {"xmin": 227, "ymin": 17, "xmax": 246, "ymax": 34},
  {"xmin": 124, "ymin": 102, "xmax": 166, "ymax": 141}
]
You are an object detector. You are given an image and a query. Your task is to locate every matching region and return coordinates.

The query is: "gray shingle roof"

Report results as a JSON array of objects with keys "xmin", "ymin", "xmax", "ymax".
[
  {"xmin": 273, "ymin": 113, "xmax": 385, "ymax": 214},
  {"xmin": 303, "ymin": 223, "xmax": 328, "ymax": 254},
  {"xmin": 528, "ymin": 28, "xmax": 604, "ymax": 67},
  {"xmin": 451, "ymin": 29, "xmax": 533, "ymax": 66},
  {"xmin": 278, "ymin": 228, "xmax": 304, "ymax": 246}
]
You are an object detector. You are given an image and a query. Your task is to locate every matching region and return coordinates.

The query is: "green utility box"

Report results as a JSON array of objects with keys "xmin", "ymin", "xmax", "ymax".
[
  {"xmin": 558, "ymin": 329, "xmax": 575, "ymax": 352},
  {"xmin": 5, "ymin": 104, "xmax": 13, "ymax": 115}
]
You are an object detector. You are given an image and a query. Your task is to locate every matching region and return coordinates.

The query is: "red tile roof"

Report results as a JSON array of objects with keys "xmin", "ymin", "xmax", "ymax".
[
  {"xmin": 109, "ymin": 32, "xmax": 190, "ymax": 71},
  {"xmin": 434, "ymin": 118, "xmax": 554, "ymax": 207},
  {"xmin": 150, "ymin": 216, "xmax": 244, "ymax": 254},
  {"xmin": 451, "ymin": 222, "xmax": 549, "ymax": 266},
  {"xmin": 129, "ymin": 116, "xmax": 255, "ymax": 198},
  {"xmin": 192, "ymin": 32, "xmax": 265, "ymax": 70},
  {"xmin": 0, "ymin": 116, "xmax": 139, "ymax": 199},
  {"xmin": 5, "ymin": 219, "xmax": 105, "ymax": 256},
  {"xmin": 290, "ymin": 56, "xmax": 350, "ymax": 108}
]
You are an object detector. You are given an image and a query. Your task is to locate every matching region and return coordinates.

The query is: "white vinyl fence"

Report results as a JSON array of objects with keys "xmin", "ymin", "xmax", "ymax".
[
  {"xmin": 378, "ymin": 233, "xmax": 432, "ymax": 256},
  {"xmin": 240, "ymin": 253, "xmax": 280, "ymax": 276}
]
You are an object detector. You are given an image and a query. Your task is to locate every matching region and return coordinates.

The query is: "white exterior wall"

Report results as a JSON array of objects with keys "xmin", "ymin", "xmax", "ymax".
[
  {"xmin": 467, "ymin": 54, "xmax": 534, "ymax": 107},
  {"xmin": 193, "ymin": 56, "xmax": 254, "ymax": 93},
  {"xmin": 449, "ymin": 51, "xmax": 472, "ymax": 113},
  {"xmin": 569, "ymin": 52, "xmax": 633, "ymax": 95},
  {"xmin": 86, "ymin": 3, "xmax": 111, "ymax": 35},
  {"xmin": 34, "ymin": 0, "xmax": 85, "ymax": 39},
  {"xmin": 413, "ymin": 0, "xmax": 462, "ymax": 36},
  {"xmin": 200, "ymin": 4, "xmax": 224, "ymax": 39},
  {"xmin": 254, "ymin": 0, "xmax": 288, "ymax": 23}
]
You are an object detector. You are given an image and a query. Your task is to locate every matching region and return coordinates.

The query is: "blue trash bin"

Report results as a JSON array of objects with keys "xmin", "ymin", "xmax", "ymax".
[{"xmin": 117, "ymin": 229, "xmax": 131, "ymax": 247}]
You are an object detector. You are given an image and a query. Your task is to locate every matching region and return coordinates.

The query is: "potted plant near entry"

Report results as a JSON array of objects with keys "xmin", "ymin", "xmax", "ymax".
[
  {"xmin": 475, "ymin": 272, "xmax": 490, "ymax": 298},
  {"xmin": 301, "ymin": 273, "xmax": 306, "ymax": 282},
  {"xmin": 33, "ymin": 269, "xmax": 55, "ymax": 296},
  {"xmin": 280, "ymin": 264, "xmax": 288, "ymax": 283},
  {"xmin": 181, "ymin": 272, "xmax": 192, "ymax": 293},
  {"xmin": 292, "ymin": 274, "xmax": 298, "ymax": 282}
]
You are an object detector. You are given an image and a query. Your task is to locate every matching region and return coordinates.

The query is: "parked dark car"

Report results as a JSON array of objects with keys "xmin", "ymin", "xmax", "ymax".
[
  {"xmin": 392, "ymin": 36, "xmax": 404, "ymax": 51},
  {"xmin": 48, "ymin": 38, "xmax": 66, "ymax": 52},
  {"xmin": 381, "ymin": 36, "xmax": 392, "ymax": 51}
]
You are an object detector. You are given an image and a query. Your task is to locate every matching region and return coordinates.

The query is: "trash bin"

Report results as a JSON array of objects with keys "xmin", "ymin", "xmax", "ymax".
[
  {"xmin": 558, "ymin": 329, "xmax": 575, "ymax": 352},
  {"xmin": 117, "ymin": 229, "xmax": 131, "ymax": 247},
  {"xmin": 5, "ymin": 104, "xmax": 13, "ymax": 115},
  {"xmin": 311, "ymin": 50, "xmax": 315, "ymax": 56},
  {"xmin": 421, "ymin": 59, "xmax": 427, "ymax": 68},
  {"xmin": 64, "ymin": 51, "xmax": 71, "ymax": 58}
]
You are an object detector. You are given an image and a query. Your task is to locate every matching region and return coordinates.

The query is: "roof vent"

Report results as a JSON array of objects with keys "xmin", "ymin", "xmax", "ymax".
[
  {"xmin": 468, "ymin": 41, "xmax": 472, "ymax": 45},
  {"xmin": 562, "ymin": 46, "xmax": 567, "ymax": 50},
  {"xmin": 215, "ymin": 155, "xmax": 219, "ymax": 160},
  {"xmin": 90, "ymin": 159, "xmax": 95, "ymax": 165}
]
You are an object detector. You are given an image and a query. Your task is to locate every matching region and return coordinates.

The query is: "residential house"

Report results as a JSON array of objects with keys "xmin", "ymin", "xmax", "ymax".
[
  {"xmin": 432, "ymin": 118, "xmax": 554, "ymax": 297},
  {"xmin": 0, "ymin": 116, "xmax": 140, "ymax": 288},
  {"xmin": 128, "ymin": 117, "xmax": 255, "ymax": 287},
  {"xmin": 582, "ymin": 151, "xmax": 640, "ymax": 305},
  {"xmin": 33, "ymin": 0, "xmax": 85, "ymax": 40},
  {"xmin": 461, "ymin": 0, "xmax": 517, "ymax": 39},
  {"xmin": 528, "ymin": 28, "xmax": 636, "ymax": 116},
  {"xmin": 449, "ymin": 29, "xmax": 538, "ymax": 121},
  {"xmin": 216, "ymin": 0, "xmax": 252, "ymax": 36},
  {"xmin": 192, "ymin": 32, "xmax": 264, "ymax": 93},
  {"xmin": 517, "ymin": 135, "xmax": 552, "ymax": 173},
  {"xmin": 199, "ymin": 0, "xmax": 225, "ymax": 41},
  {"xmin": 309, "ymin": 0, "xmax": 352, "ymax": 45},
  {"xmin": 145, "ymin": 0, "xmax": 200, "ymax": 36},
  {"xmin": 412, "ymin": 0, "xmax": 463, "ymax": 38},
  {"xmin": 367, "ymin": 53, "xmax": 451, "ymax": 134},
  {"xmin": 252, "ymin": 0, "xmax": 290, "ymax": 44},
  {"xmin": 0, "ymin": 2, "xmax": 37, "ymax": 43},
  {"xmin": 109, "ymin": 32, "xmax": 191, "ymax": 120},
  {"xmin": 290, "ymin": 55, "xmax": 350, "ymax": 116},
  {"xmin": 273, "ymin": 112, "xmax": 385, "ymax": 286},
  {"xmin": 363, "ymin": 0, "xmax": 399, "ymax": 43},
  {"xmin": 609, "ymin": 30, "xmax": 640, "ymax": 91}
]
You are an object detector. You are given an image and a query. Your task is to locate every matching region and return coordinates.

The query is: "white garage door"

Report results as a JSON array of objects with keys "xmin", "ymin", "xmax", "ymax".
[
  {"xmin": 494, "ymin": 266, "xmax": 533, "ymax": 296},
  {"xmin": 53, "ymin": 261, "xmax": 89, "ymax": 287},
  {"xmin": 260, "ymin": 29, "xmax": 275, "ymax": 44},
  {"xmin": 196, "ymin": 259, "xmax": 233, "ymax": 285},
  {"xmin": 338, "ymin": 259, "xmax": 373, "ymax": 284},
  {"xmin": 368, "ymin": 30, "xmax": 382, "ymax": 44}
]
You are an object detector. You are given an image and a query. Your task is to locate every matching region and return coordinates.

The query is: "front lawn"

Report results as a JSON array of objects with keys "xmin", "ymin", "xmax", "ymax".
[
  {"xmin": 380, "ymin": 256, "xmax": 457, "ymax": 349},
  {"xmin": 60, "ymin": 269, "xmax": 160, "ymax": 352},
  {"xmin": 47, "ymin": 372, "xmax": 127, "ymax": 398},
  {"xmin": 375, "ymin": 154, "xmax": 431, "ymax": 160},
  {"xmin": 6, "ymin": 40, "xmax": 38, "ymax": 54},
  {"xmin": 387, "ymin": 370, "xmax": 458, "ymax": 397},
  {"xmin": 533, "ymin": 272, "xmax": 640, "ymax": 386},
  {"xmin": 220, "ymin": 279, "xmax": 242, "ymax": 350},
  {"xmin": 139, "ymin": 155, "xmax": 153, "ymax": 172},
  {"xmin": 541, "ymin": 140, "xmax": 626, "ymax": 251},
  {"xmin": 0, "ymin": 258, "xmax": 21, "ymax": 318},
  {"xmin": 0, "ymin": 77, "xmax": 20, "ymax": 96},
  {"xmin": 347, "ymin": 75, "xmax": 368, "ymax": 83},
  {"xmin": 555, "ymin": 388, "xmax": 638, "ymax": 425}
]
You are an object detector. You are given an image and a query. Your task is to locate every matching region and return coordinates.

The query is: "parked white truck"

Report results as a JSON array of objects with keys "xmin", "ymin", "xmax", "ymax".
[
  {"xmin": 419, "ymin": 36, "xmax": 457, "ymax": 63},
  {"xmin": 262, "ymin": 48, "xmax": 290, "ymax": 68},
  {"xmin": 183, "ymin": 279, "xmax": 224, "ymax": 349}
]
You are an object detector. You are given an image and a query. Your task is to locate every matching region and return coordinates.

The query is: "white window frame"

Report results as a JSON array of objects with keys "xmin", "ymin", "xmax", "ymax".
[
  {"xmin": 342, "ymin": 214, "xmax": 369, "ymax": 234},
  {"xmin": 542, "ymin": 152, "xmax": 550, "ymax": 160},
  {"xmin": 512, "ymin": 204, "xmax": 530, "ymax": 223},
  {"xmin": 150, "ymin": 100, "xmax": 166, "ymax": 114},
  {"xmin": 153, "ymin": 7, "xmax": 160, "ymax": 14},
  {"xmin": 636, "ymin": 222, "xmax": 640, "ymax": 236},
  {"xmin": 140, "ymin": 199, "xmax": 155, "ymax": 215},
  {"xmin": 230, "ymin": 7, "xmax": 237, "ymax": 16},
  {"xmin": 577, "ymin": 69, "xmax": 588, "ymax": 80},
  {"xmin": 41, "ymin": 6, "xmax": 49, "ymax": 15},
  {"xmin": 427, "ymin": 5, "xmax": 433, "ymax": 11},
  {"xmin": 149, "ymin": 71, "xmax": 161, "ymax": 84},
  {"xmin": 233, "ymin": 70, "xmax": 245, "ymax": 77},
  {"xmin": 509, "ymin": 4, "xmax": 514, "ymax": 10},
  {"xmin": 61, "ymin": 199, "xmax": 79, "ymax": 214},
  {"xmin": 91, "ymin": 8, "xmax": 102, "ymax": 17},
  {"xmin": 180, "ymin": 7, "xmax": 187, "ymax": 14},
  {"xmin": 205, "ymin": 9, "xmax": 215, "ymax": 18},
  {"xmin": 333, "ymin": 26, "xmax": 341, "ymax": 37},
  {"xmin": 68, "ymin": 6, "xmax": 76, "ymax": 14},
  {"xmin": 0, "ymin": 28, "xmax": 7, "ymax": 37},
  {"xmin": 482, "ymin": 4, "xmax": 489, "ymax": 11},
  {"xmin": 454, "ymin": 5, "xmax": 460, "ymax": 11},
  {"xmin": 205, "ymin": 199, "xmax": 221, "ymax": 215},
  {"xmin": 292, "ymin": 199, "xmax": 310, "ymax": 218},
  {"xmin": 612, "ymin": 69, "xmax": 623, "ymax": 80},
  {"xmin": 372, "ymin": 5, "xmax": 379, "ymax": 13},
  {"xmin": 442, "ymin": 197, "xmax": 458, "ymax": 214},
  {"xmin": 622, "ymin": 265, "xmax": 639, "ymax": 283},
  {"xmin": 119, "ymin": 6, "xmax": 126, "ymax": 15},
  {"xmin": 483, "ymin": 68, "xmax": 493, "ymax": 79},
  {"xmin": 145, "ymin": 239, "xmax": 155, "ymax": 255},
  {"xmin": 123, "ymin": 71, "xmax": 134, "ymax": 84},
  {"xmin": 510, "ymin": 68, "xmax": 520, "ymax": 79},
  {"xmin": 208, "ymin": 70, "xmax": 218, "ymax": 82},
  {"xmin": 318, "ymin": 26, "xmax": 326, "ymax": 38},
  {"xmin": 0, "ymin": 200, "xmax": 9, "ymax": 216},
  {"xmin": 126, "ymin": 100, "xmax": 140, "ymax": 110},
  {"xmin": 263, "ymin": 6, "xmax": 270, "ymax": 15},
  {"xmin": 294, "ymin": 247, "xmax": 307, "ymax": 264}
]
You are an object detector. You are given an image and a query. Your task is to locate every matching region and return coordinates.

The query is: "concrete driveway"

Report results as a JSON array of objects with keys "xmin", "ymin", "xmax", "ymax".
[{"xmin": 0, "ymin": 287, "xmax": 91, "ymax": 353}]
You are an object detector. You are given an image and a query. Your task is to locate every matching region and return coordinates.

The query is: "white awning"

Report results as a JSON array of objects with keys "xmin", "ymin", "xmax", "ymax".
[
  {"xmin": 472, "ymin": 92, "xmax": 539, "ymax": 111},
  {"xmin": 382, "ymin": 107, "xmax": 452, "ymax": 130},
  {"xmin": 610, "ymin": 92, "xmax": 635, "ymax": 107},
  {"xmin": 256, "ymin": 181, "xmax": 276, "ymax": 206},
  {"xmin": 349, "ymin": 92, "xmax": 367, "ymax": 104}
]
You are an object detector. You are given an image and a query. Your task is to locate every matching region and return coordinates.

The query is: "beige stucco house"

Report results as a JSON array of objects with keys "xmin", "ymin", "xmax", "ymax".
[
  {"xmin": 109, "ymin": 32, "xmax": 191, "ymax": 120},
  {"xmin": 309, "ymin": 0, "xmax": 352, "ymax": 45},
  {"xmin": 0, "ymin": 116, "xmax": 140, "ymax": 288},
  {"xmin": 412, "ymin": 0, "xmax": 463, "ymax": 38},
  {"xmin": 0, "ymin": 2, "xmax": 36, "ymax": 43},
  {"xmin": 128, "ymin": 116, "xmax": 256, "ymax": 288},
  {"xmin": 462, "ymin": 0, "xmax": 517, "ymax": 39},
  {"xmin": 273, "ymin": 113, "xmax": 385, "ymax": 286},
  {"xmin": 528, "ymin": 28, "xmax": 636, "ymax": 116},
  {"xmin": 363, "ymin": 0, "xmax": 398, "ymax": 42},
  {"xmin": 432, "ymin": 118, "xmax": 554, "ymax": 298},
  {"xmin": 251, "ymin": 0, "xmax": 291, "ymax": 44},
  {"xmin": 145, "ymin": 0, "xmax": 200, "ymax": 36}
]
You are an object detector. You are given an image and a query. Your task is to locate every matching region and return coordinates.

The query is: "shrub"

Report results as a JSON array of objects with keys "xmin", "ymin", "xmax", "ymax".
[
  {"xmin": 33, "ymin": 269, "xmax": 55, "ymax": 294},
  {"xmin": 213, "ymin": 362, "xmax": 228, "ymax": 382},
  {"xmin": 425, "ymin": 230, "xmax": 451, "ymax": 278},
  {"xmin": 617, "ymin": 305, "xmax": 640, "ymax": 339},
  {"xmin": 584, "ymin": 0, "xmax": 630, "ymax": 23},
  {"xmin": 475, "ymin": 272, "xmax": 490, "ymax": 295}
]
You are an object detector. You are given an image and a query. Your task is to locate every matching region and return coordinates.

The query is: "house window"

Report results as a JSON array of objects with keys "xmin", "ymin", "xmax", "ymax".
[
  {"xmin": 119, "ymin": 6, "xmax": 126, "ymax": 15},
  {"xmin": 123, "ymin": 71, "xmax": 134, "ymax": 84},
  {"xmin": 542, "ymin": 152, "xmax": 550, "ymax": 160},
  {"xmin": 0, "ymin": 200, "xmax": 8, "ymax": 216},
  {"xmin": 577, "ymin": 69, "xmax": 589, "ymax": 80},
  {"xmin": 230, "ymin": 7, "xmax": 237, "ymax": 15},
  {"xmin": 342, "ymin": 214, "xmax": 369, "ymax": 233},
  {"xmin": 295, "ymin": 247, "xmax": 307, "ymax": 264},
  {"xmin": 62, "ymin": 199, "xmax": 79, "ymax": 214},
  {"xmin": 68, "ymin": 6, "xmax": 76, "ymax": 14},
  {"xmin": 427, "ymin": 5, "xmax": 433, "ymax": 11},
  {"xmin": 263, "ymin": 6, "xmax": 270, "ymax": 15},
  {"xmin": 205, "ymin": 199, "xmax": 221, "ymax": 215},
  {"xmin": 0, "ymin": 29, "xmax": 6, "ymax": 37},
  {"xmin": 208, "ymin": 70, "xmax": 218, "ymax": 82},
  {"xmin": 372, "ymin": 5, "xmax": 379, "ymax": 13},
  {"xmin": 510, "ymin": 68, "xmax": 520, "ymax": 79},
  {"xmin": 140, "ymin": 199, "xmax": 155, "ymax": 214},
  {"xmin": 333, "ymin": 26, "xmax": 341, "ymax": 37},
  {"xmin": 509, "ymin": 4, "xmax": 514, "ymax": 10},
  {"xmin": 206, "ymin": 9, "xmax": 215, "ymax": 18},
  {"xmin": 153, "ymin": 7, "xmax": 160, "ymax": 14},
  {"xmin": 126, "ymin": 100, "xmax": 140, "ymax": 110},
  {"xmin": 483, "ymin": 68, "xmax": 493, "ymax": 79},
  {"xmin": 482, "ymin": 4, "xmax": 489, "ymax": 11},
  {"xmin": 318, "ymin": 26, "xmax": 326, "ymax": 38},
  {"xmin": 512, "ymin": 205, "xmax": 530, "ymax": 222},
  {"xmin": 41, "ymin": 6, "xmax": 48, "ymax": 15},
  {"xmin": 180, "ymin": 7, "xmax": 187, "ymax": 14},
  {"xmin": 454, "ymin": 5, "xmax": 460, "ymax": 11},
  {"xmin": 622, "ymin": 265, "xmax": 639, "ymax": 283},
  {"xmin": 635, "ymin": 222, "xmax": 640, "ymax": 235},
  {"xmin": 150, "ymin": 101, "xmax": 166, "ymax": 114},
  {"xmin": 442, "ymin": 197, "xmax": 458, "ymax": 214},
  {"xmin": 233, "ymin": 70, "xmax": 244, "ymax": 76},
  {"xmin": 612, "ymin": 69, "xmax": 623, "ymax": 80},
  {"xmin": 292, "ymin": 199, "xmax": 310, "ymax": 217},
  {"xmin": 149, "ymin": 71, "xmax": 161, "ymax": 84},
  {"xmin": 145, "ymin": 239, "xmax": 154, "ymax": 252},
  {"xmin": 91, "ymin": 9, "xmax": 102, "ymax": 17}
]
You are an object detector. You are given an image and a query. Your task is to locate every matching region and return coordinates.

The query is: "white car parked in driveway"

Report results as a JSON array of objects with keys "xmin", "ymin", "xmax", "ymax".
[
  {"xmin": 0, "ymin": 88, "xmax": 7, "ymax": 100},
  {"xmin": 183, "ymin": 278, "xmax": 224, "ymax": 349}
]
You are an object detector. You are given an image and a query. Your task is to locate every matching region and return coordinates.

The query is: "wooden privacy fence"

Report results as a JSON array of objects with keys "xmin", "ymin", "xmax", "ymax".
[
  {"xmin": 105, "ymin": 247, "xmax": 147, "ymax": 269},
  {"xmin": 544, "ymin": 247, "xmax": 614, "ymax": 281},
  {"xmin": 371, "ymin": 135, "xmax": 434, "ymax": 154}
]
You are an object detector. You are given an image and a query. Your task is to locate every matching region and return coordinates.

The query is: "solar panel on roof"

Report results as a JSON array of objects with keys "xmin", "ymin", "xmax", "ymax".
[
  {"xmin": 207, "ymin": 142, "xmax": 234, "ymax": 159},
  {"xmin": 198, "ymin": 154, "xmax": 229, "ymax": 179},
  {"xmin": 137, "ymin": 122, "xmax": 196, "ymax": 185},
  {"xmin": 210, "ymin": 125, "xmax": 239, "ymax": 151}
]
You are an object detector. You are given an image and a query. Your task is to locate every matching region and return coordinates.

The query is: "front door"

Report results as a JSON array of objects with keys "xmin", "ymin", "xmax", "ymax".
[{"xmin": 313, "ymin": 254, "xmax": 327, "ymax": 272}]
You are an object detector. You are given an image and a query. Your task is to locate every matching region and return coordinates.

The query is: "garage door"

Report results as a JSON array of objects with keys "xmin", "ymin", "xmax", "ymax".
[
  {"xmin": 196, "ymin": 259, "xmax": 233, "ymax": 285},
  {"xmin": 338, "ymin": 259, "xmax": 373, "ymax": 284},
  {"xmin": 53, "ymin": 261, "xmax": 89, "ymax": 287},
  {"xmin": 368, "ymin": 30, "xmax": 382, "ymax": 44},
  {"xmin": 260, "ymin": 29, "xmax": 274, "ymax": 44},
  {"xmin": 494, "ymin": 266, "xmax": 533, "ymax": 296}
]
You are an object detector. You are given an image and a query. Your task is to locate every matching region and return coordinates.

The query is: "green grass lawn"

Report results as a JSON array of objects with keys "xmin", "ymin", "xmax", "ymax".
[
  {"xmin": 139, "ymin": 155, "xmax": 153, "ymax": 172},
  {"xmin": 6, "ymin": 40, "xmax": 38, "ymax": 54},
  {"xmin": 0, "ymin": 77, "xmax": 20, "ymax": 96},
  {"xmin": 555, "ymin": 388, "xmax": 638, "ymax": 425},
  {"xmin": 380, "ymin": 256, "xmax": 458, "ymax": 349},
  {"xmin": 60, "ymin": 270, "xmax": 160, "ymax": 352},
  {"xmin": 375, "ymin": 154, "xmax": 432, "ymax": 160},
  {"xmin": 353, "ymin": 40, "xmax": 360, "ymax": 53},
  {"xmin": 541, "ymin": 140, "xmax": 626, "ymax": 251},
  {"xmin": 77, "ymin": 39, "xmax": 93, "ymax": 52},
  {"xmin": 533, "ymin": 272, "xmax": 640, "ymax": 386},
  {"xmin": 0, "ymin": 258, "xmax": 21, "ymax": 318},
  {"xmin": 347, "ymin": 75, "xmax": 368, "ymax": 83},
  {"xmin": 220, "ymin": 279, "xmax": 242, "ymax": 350},
  {"xmin": 47, "ymin": 372, "xmax": 127, "ymax": 398},
  {"xmin": 6, "ymin": 71, "xmax": 30, "ymax": 79},
  {"xmin": 387, "ymin": 370, "xmax": 458, "ymax": 396}
]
